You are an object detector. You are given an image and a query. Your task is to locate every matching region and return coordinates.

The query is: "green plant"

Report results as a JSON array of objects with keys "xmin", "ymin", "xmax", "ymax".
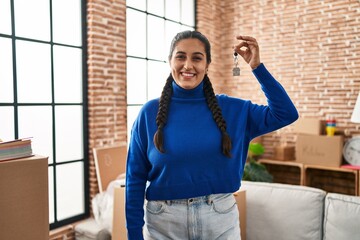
[{"xmin": 242, "ymin": 142, "xmax": 273, "ymax": 182}]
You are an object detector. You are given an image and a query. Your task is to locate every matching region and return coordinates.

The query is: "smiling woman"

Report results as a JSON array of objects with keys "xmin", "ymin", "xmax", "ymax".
[
  {"xmin": 125, "ymin": 30, "xmax": 298, "ymax": 240},
  {"xmin": 170, "ymin": 38, "xmax": 209, "ymax": 90}
]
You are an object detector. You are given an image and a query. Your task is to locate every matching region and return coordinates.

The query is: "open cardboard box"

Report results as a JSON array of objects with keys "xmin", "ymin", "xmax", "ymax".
[{"xmin": 93, "ymin": 145, "xmax": 127, "ymax": 193}]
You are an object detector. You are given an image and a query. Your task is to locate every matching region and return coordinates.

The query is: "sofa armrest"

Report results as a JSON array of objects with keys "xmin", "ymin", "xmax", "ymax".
[{"xmin": 323, "ymin": 193, "xmax": 360, "ymax": 240}]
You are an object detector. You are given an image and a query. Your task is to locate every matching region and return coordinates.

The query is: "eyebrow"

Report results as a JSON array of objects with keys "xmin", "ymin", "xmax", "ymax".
[{"xmin": 175, "ymin": 51, "xmax": 205, "ymax": 56}]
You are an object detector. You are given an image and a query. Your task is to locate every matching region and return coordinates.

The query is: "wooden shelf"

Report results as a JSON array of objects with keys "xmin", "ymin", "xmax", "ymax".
[
  {"xmin": 258, "ymin": 159, "xmax": 359, "ymax": 196},
  {"xmin": 258, "ymin": 159, "xmax": 304, "ymax": 185},
  {"xmin": 304, "ymin": 165, "xmax": 358, "ymax": 196}
]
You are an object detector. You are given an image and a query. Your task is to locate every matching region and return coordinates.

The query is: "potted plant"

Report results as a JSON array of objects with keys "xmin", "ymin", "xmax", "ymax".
[{"xmin": 242, "ymin": 142, "xmax": 273, "ymax": 182}]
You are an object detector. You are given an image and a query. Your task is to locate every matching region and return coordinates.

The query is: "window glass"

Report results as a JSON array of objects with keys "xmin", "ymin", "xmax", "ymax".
[
  {"xmin": 127, "ymin": 106, "xmax": 142, "ymax": 143},
  {"xmin": 126, "ymin": 9, "xmax": 146, "ymax": 58},
  {"xmin": 165, "ymin": 0, "xmax": 180, "ymax": 22},
  {"xmin": 0, "ymin": 107, "xmax": 14, "ymax": 141},
  {"xmin": 181, "ymin": 0, "xmax": 195, "ymax": 26},
  {"xmin": 127, "ymin": 57, "xmax": 147, "ymax": 104},
  {"xmin": 148, "ymin": 60, "xmax": 169, "ymax": 100},
  {"xmin": 18, "ymin": 106, "xmax": 53, "ymax": 164},
  {"xmin": 5, "ymin": 0, "xmax": 86, "ymax": 229},
  {"xmin": 0, "ymin": 0, "xmax": 11, "ymax": 34},
  {"xmin": 181, "ymin": 25, "xmax": 194, "ymax": 32},
  {"xmin": 0, "ymin": 37, "xmax": 13, "ymax": 102},
  {"xmin": 56, "ymin": 162, "xmax": 85, "ymax": 220},
  {"xmin": 126, "ymin": 0, "xmax": 146, "ymax": 11},
  {"xmin": 48, "ymin": 167, "xmax": 54, "ymax": 223},
  {"xmin": 147, "ymin": 0, "xmax": 164, "ymax": 16},
  {"xmin": 126, "ymin": 0, "xmax": 195, "ymax": 146},
  {"xmin": 52, "ymin": 0, "xmax": 82, "ymax": 46},
  {"xmin": 14, "ymin": 0, "xmax": 50, "ymax": 41},
  {"xmin": 55, "ymin": 105, "xmax": 84, "ymax": 162},
  {"xmin": 165, "ymin": 21, "xmax": 181, "ymax": 56},
  {"xmin": 16, "ymin": 40, "xmax": 52, "ymax": 103},
  {"xmin": 53, "ymin": 45, "xmax": 83, "ymax": 103},
  {"xmin": 147, "ymin": 15, "xmax": 165, "ymax": 61}
]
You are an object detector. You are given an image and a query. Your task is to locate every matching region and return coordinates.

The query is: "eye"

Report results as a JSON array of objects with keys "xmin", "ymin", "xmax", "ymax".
[
  {"xmin": 176, "ymin": 55, "xmax": 186, "ymax": 60},
  {"xmin": 193, "ymin": 56, "xmax": 203, "ymax": 61}
]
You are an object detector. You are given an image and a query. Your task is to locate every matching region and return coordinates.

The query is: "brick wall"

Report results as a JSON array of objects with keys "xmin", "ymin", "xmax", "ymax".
[
  {"xmin": 87, "ymin": 0, "xmax": 127, "ymax": 202},
  {"xmin": 197, "ymin": 0, "xmax": 360, "ymax": 158}
]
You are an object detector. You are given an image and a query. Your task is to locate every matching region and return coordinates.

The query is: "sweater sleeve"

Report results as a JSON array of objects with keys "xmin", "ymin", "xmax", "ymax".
[
  {"xmin": 125, "ymin": 119, "xmax": 150, "ymax": 240},
  {"xmin": 247, "ymin": 63, "xmax": 299, "ymax": 139}
]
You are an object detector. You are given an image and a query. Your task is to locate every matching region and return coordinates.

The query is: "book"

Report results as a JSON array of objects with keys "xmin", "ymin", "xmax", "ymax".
[
  {"xmin": 341, "ymin": 164, "xmax": 360, "ymax": 170},
  {"xmin": 0, "ymin": 138, "xmax": 33, "ymax": 161}
]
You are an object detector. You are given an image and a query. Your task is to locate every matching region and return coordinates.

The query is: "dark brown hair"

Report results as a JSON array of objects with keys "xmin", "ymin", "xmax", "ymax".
[{"xmin": 153, "ymin": 30, "xmax": 232, "ymax": 157}]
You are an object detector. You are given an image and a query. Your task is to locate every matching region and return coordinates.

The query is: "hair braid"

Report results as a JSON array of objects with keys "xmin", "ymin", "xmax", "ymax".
[
  {"xmin": 203, "ymin": 75, "xmax": 232, "ymax": 157},
  {"xmin": 153, "ymin": 74, "xmax": 174, "ymax": 153}
]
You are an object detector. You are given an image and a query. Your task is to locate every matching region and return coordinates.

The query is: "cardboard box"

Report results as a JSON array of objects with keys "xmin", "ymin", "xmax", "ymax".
[
  {"xmin": 234, "ymin": 189, "xmax": 246, "ymax": 240},
  {"xmin": 293, "ymin": 118, "xmax": 326, "ymax": 135},
  {"xmin": 93, "ymin": 145, "xmax": 127, "ymax": 192},
  {"xmin": 295, "ymin": 134, "xmax": 344, "ymax": 167},
  {"xmin": 273, "ymin": 145, "xmax": 295, "ymax": 161},
  {"xmin": 112, "ymin": 186, "xmax": 127, "ymax": 240},
  {"xmin": 0, "ymin": 155, "xmax": 49, "ymax": 240}
]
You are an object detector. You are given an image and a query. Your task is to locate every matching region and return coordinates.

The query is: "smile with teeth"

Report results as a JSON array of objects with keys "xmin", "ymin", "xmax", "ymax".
[{"xmin": 182, "ymin": 72, "xmax": 195, "ymax": 77}]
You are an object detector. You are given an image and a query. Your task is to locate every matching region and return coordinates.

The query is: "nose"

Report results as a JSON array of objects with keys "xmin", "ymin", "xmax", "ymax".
[{"xmin": 184, "ymin": 59, "xmax": 193, "ymax": 70}]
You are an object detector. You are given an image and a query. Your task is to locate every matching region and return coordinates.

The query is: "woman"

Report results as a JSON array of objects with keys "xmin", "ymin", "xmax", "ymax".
[{"xmin": 125, "ymin": 30, "xmax": 298, "ymax": 239}]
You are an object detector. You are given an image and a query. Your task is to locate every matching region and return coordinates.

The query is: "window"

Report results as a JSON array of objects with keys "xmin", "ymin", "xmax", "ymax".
[
  {"xmin": 126, "ymin": 0, "xmax": 196, "ymax": 141},
  {"xmin": 0, "ymin": 0, "xmax": 88, "ymax": 229}
]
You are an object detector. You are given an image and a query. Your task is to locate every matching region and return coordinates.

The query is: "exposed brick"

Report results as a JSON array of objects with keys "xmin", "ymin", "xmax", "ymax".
[{"xmin": 197, "ymin": 0, "xmax": 360, "ymax": 159}]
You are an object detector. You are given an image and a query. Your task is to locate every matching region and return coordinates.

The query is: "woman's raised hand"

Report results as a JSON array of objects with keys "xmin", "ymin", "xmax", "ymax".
[{"xmin": 233, "ymin": 35, "xmax": 260, "ymax": 70}]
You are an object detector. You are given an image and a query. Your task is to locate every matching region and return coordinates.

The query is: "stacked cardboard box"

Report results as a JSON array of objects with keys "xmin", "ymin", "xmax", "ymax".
[
  {"xmin": 0, "ymin": 155, "xmax": 49, "ymax": 240},
  {"xmin": 293, "ymin": 118, "xmax": 344, "ymax": 167},
  {"xmin": 273, "ymin": 145, "xmax": 295, "ymax": 161}
]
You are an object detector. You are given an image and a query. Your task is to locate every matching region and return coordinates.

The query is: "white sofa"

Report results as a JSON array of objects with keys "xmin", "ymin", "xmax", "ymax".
[{"xmin": 241, "ymin": 181, "xmax": 360, "ymax": 240}]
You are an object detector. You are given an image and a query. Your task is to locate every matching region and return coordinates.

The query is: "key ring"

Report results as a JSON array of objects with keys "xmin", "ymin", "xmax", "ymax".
[{"xmin": 233, "ymin": 52, "xmax": 240, "ymax": 76}]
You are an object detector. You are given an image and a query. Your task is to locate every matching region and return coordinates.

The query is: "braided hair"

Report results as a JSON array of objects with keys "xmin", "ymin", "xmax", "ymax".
[{"xmin": 153, "ymin": 30, "xmax": 232, "ymax": 157}]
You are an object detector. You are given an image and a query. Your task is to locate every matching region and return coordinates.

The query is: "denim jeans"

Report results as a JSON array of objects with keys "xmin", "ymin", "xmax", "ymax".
[{"xmin": 144, "ymin": 193, "xmax": 241, "ymax": 240}]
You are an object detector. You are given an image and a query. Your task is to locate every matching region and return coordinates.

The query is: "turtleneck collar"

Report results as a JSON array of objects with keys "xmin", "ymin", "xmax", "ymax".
[{"xmin": 172, "ymin": 80, "xmax": 205, "ymax": 99}]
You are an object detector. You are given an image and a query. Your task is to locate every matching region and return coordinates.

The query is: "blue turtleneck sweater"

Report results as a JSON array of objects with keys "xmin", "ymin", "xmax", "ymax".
[{"xmin": 125, "ymin": 63, "xmax": 298, "ymax": 239}]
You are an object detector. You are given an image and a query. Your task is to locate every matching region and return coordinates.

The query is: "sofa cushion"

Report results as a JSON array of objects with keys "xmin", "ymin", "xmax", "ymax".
[
  {"xmin": 323, "ymin": 193, "xmax": 360, "ymax": 240},
  {"xmin": 241, "ymin": 181, "xmax": 326, "ymax": 240}
]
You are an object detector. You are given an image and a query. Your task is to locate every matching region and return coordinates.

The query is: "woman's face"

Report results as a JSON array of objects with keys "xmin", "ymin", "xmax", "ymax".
[{"xmin": 169, "ymin": 38, "xmax": 209, "ymax": 90}]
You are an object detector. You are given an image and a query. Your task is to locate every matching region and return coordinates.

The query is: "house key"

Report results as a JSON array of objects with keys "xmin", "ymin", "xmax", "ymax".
[{"xmin": 233, "ymin": 52, "xmax": 240, "ymax": 76}]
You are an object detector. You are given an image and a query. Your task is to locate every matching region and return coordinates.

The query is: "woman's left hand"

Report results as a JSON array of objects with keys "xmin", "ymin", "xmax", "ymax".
[{"xmin": 233, "ymin": 35, "xmax": 260, "ymax": 70}]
